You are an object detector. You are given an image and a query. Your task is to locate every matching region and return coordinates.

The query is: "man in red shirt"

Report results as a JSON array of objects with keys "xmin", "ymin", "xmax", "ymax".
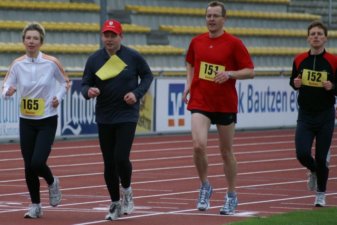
[{"xmin": 183, "ymin": 1, "xmax": 254, "ymax": 215}]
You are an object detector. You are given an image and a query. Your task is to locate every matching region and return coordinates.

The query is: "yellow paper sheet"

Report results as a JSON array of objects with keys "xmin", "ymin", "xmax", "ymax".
[{"xmin": 96, "ymin": 55, "xmax": 127, "ymax": 80}]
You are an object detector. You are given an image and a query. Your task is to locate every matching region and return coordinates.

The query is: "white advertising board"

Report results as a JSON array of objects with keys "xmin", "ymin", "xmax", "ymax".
[{"xmin": 155, "ymin": 76, "xmax": 299, "ymax": 132}]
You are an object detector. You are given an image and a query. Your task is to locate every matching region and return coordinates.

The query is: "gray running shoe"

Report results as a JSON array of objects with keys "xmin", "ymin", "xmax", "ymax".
[
  {"xmin": 315, "ymin": 192, "xmax": 326, "ymax": 207},
  {"xmin": 24, "ymin": 204, "xmax": 43, "ymax": 218},
  {"xmin": 121, "ymin": 187, "xmax": 134, "ymax": 215},
  {"xmin": 307, "ymin": 172, "xmax": 317, "ymax": 191},
  {"xmin": 49, "ymin": 176, "xmax": 62, "ymax": 207},
  {"xmin": 105, "ymin": 201, "xmax": 122, "ymax": 220}
]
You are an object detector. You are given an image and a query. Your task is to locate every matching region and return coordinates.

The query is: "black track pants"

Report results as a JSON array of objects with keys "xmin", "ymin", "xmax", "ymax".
[
  {"xmin": 98, "ymin": 122, "xmax": 136, "ymax": 202},
  {"xmin": 295, "ymin": 107, "xmax": 335, "ymax": 192}
]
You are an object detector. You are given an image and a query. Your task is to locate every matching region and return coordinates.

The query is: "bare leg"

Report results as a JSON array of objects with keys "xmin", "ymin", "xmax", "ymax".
[
  {"xmin": 191, "ymin": 113, "xmax": 211, "ymax": 183},
  {"xmin": 217, "ymin": 123, "xmax": 236, "ymax": 192}
]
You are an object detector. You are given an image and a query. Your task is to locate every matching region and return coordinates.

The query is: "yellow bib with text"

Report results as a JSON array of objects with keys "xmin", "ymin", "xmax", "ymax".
[
  {"xmin": 301, "ymin": 69, "xmax": 327, "ymax": 87},
  {"xmin": 20, "ymin": 97, "xmax": 45, "ymax": 116},
  {"xmin": 199, "ymin": 61, "xmax": 225, "ymax": 81}
]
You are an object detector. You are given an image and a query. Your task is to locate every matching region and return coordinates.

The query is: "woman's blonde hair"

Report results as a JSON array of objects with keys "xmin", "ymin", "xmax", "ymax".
[{"xmin": 22, "ymin": 22, "xmax": 46, "ymax": 44}]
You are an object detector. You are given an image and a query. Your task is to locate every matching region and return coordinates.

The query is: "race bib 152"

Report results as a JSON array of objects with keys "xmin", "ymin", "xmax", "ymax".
[{"xmin": 302, "ymin": 69, "xmax": 327, "ymax": 87}]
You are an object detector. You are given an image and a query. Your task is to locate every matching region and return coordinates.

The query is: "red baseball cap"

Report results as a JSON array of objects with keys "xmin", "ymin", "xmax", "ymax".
[{"xmin": 101, "ymin": 19, "xmax": 122, "ymax": 35}]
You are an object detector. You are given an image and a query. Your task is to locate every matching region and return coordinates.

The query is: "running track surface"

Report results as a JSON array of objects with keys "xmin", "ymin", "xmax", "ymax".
[{"xmin": 0, "ymin": 128, "xmax": 336, "ymax": 225}]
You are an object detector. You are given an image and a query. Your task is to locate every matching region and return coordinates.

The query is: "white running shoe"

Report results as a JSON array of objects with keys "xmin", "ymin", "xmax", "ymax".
[
  {"xmin": 49, "ymin": 176, "xmax": 62, "ymax": 207},
  {"xmin": 121, "ymin": 187, "xmax": 134, "ymax": 215},
  {"xmin": 197, "ymin": 184, "xmax": 213, "ymax": 211},
  {"xmin": 307, "ymin": 172, "xmax": 317, "ymax": 191},
  {"xmin": 24, "ymin": 204, "xmax": 43, "ymax": 218},
  {"xmin": 315, "ymin": 192, "xmax": 326, "ymax": 207},
  {"xmin": 220, "ymin": 193, "xmax": 238, "ymax": 215},
  {"xmin": 105, "ymin": 201, "xmax": 122, "ymax": 220}
]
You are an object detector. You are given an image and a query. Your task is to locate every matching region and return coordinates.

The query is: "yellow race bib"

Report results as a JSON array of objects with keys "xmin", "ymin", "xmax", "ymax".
[
  {"xmin": 20, "ymin": 97, "xmax": 45, "ymax": 116},
  {"xmin": 199, "ymin": 61, "xmax": 225, "ymax": 81},
  {"xmin": 301, "ymin": 69, "xmax": 327, "ymax": 87}
]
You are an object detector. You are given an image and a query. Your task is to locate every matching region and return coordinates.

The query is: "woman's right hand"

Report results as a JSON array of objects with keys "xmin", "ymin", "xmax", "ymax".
[{"xmin": 6, "ymin": 86, "xmax": 16, "ymax": 96}]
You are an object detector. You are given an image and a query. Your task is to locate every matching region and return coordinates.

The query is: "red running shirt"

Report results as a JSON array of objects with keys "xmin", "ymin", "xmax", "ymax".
[{"xmin": 186, "ymin": 32, "xmax": 254, "ymax": 113}]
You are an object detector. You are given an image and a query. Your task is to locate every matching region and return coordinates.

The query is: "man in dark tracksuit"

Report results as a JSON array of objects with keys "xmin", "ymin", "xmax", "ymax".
[
  {"xmin": 290, "ymin": 21, "xmax": 337, "ymax": 207},
  {"xmin": 81, "ymin": 19, "xmax": 153, "ymax": 220}
]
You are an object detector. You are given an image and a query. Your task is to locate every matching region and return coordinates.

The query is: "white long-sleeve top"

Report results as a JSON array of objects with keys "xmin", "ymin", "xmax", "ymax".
[{"xmin": 1, "ymin": 51, "xmax": 69, "ymax": 120}]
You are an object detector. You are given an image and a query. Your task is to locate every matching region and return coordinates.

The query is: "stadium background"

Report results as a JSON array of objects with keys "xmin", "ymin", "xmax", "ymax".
[{"xmin": 0, "ymin": 0, "xmax": 336, "ymax": 141}]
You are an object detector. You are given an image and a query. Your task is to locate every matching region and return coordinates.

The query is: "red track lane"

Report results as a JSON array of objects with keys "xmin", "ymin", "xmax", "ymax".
[{"xmin": 0, "ymin": 128, "xmax": 336, "ymax": 225}]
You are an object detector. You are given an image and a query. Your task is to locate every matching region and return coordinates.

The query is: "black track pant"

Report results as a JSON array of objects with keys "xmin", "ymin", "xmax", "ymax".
[
  {"xmin": 98, "ymin": 122, "xmax": 136, "ymax": 202},
  {"xmin": 20, "ymin": 116, "xmax": 57, "ymax": 204},
  {"xmin": 295, "ymin": 107, "xmax": 335, "ymax": 192}
]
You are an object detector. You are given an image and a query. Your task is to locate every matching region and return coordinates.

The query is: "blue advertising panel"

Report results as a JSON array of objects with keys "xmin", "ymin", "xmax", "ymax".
[
  {"xmin": 61, "ymin": 79, "xmax": 97, "ymax": 136},
  {"xmin": 168, "ymin": 83, "xmax": 185, "ymax": 128}
]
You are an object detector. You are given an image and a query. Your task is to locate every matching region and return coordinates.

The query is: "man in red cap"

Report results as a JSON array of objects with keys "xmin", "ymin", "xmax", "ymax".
[
  {"xmin": 101, "ymin": 19, "xmax": 122, "ymax": 34},
  {"xmin": 81, "ymin": 19, "xmax": 153, "ymax": 220},
  {"xmin": 100, "ymin": 19, "xmax": 123, "ymax": 53}
]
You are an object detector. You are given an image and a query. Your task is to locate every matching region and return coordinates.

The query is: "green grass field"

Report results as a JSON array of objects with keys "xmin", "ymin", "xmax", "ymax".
[{"xmin": 226, "ymin": 207, "xmax": 337, "ymax": 225}]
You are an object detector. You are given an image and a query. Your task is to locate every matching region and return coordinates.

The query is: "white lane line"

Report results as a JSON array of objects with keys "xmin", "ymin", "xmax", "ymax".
[
  {"xmin": 72, "ymin": 192, "xmax": 337, "ymax": 225},
  {"xmin": 0, "ymin": 155, "xmax": 301, "ymax": 183},
  {"xmin": 2, "ymin": 133, "xmax": 335, "ymax": 154},
  {"xmin": 2, "ymin": 162, "xmax": 336, "ymax": 190},
  {"xmin": 1, "ymin": 176, "xmax": 337, "ymax": 211},
  {"xmin": 0, "ymin": 133, "xmax": 298, "ymax": 152},
  {"xmin": 0, "ymin": 147, "xmax": 299, "ymax": 172},
  {"xmin": 0, "ymin": 151, "xmax": 299, "ymax": 173},
  {"xmin": 1, "ymin": 166, "xmax": 336, "ymax": 197}
]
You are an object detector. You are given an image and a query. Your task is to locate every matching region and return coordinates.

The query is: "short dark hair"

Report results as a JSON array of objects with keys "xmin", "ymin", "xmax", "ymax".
[
  {"xmin": 22, "ymin": 22, "xmax": 45, "ymax": 44},
  {"xmin": 307, "ymin": 20, "xmax": 328, "ymax": 37},
  {"xmin": 206, "ymin": 1, "xmax": 226, "ymax": 17}
]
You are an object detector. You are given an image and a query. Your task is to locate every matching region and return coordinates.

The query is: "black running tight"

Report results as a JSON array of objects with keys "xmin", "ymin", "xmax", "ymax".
[
  {"xmin": 98, "ymin": 122, "xmax": 137, "ymax": 202},
  {"xmin": 20, "ymin": 116, "xmax": 57, "ymax": 204},
  {"xmin": 295, "ymin": 107, "xmax": 335, "ymax": 192}
]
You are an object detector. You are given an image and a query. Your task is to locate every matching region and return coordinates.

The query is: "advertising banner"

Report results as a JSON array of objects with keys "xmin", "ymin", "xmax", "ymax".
[
  {"xmin": 60, "ymin": 79, "xmax": 155, "ymax": 137},
  {"xmin": 155, "ymin": 79, "xmax": 191, "ymax": 132},
  {"xmin": 155, "ymin": 76, "xmax": 299, "ymax": 132},
  {"xmin": 136, "ymin": 82, "xmax": 155, "ymax": 133},
  {"xmin": 0, "ymin": 90, "xmax": 20, "ymax": 139}
]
